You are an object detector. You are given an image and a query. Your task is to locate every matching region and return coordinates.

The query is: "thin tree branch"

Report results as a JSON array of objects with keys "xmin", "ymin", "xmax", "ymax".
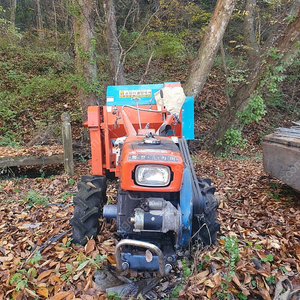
[{"xmin": 139, "ymin": 51, "xmax": 154, "ymax": 84}]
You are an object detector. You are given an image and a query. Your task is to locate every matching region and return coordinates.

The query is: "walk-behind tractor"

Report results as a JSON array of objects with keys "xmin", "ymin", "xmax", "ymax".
[{"xmin": 70, "ymin": 82, "xmax": 220, "ymax": 276}]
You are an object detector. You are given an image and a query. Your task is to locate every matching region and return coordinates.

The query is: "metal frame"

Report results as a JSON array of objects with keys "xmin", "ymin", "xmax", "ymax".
[{"xmin": 115, "ymin": 239, "xmax": 171, "ymax": 276}]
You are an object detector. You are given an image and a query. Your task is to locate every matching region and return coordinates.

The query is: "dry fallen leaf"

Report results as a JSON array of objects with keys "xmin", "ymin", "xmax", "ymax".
[
  {"xmin": 50, "ymin": 291, "xmax": 71, "ymax": 300},
  {"xmin": 37, "ymin": 287, "xmax": 49, "ymax": 298}
]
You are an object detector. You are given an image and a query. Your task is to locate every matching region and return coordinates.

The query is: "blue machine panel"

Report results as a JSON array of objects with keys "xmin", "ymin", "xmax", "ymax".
[
  {"xmin": 106, "ymin": 84, "xmax": 164, "ymax": 106},
  {"xmin": 182, "ymin": 96, "xmax": 194, "ymax": 140}
]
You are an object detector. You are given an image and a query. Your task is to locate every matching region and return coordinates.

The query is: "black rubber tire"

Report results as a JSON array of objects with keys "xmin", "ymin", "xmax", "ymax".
[
  {"xmin": 192, "ymin": 178, "xmax": 220, "ymax": 246},
  {"xmin": 70, "ymin": 175, "xmax": 107, "ymax": 245}
]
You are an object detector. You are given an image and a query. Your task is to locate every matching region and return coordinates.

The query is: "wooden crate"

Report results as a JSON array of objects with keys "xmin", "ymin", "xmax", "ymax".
[{"xmin": 262, "ymin": 134, "xmax": 300, "ymax": 192}]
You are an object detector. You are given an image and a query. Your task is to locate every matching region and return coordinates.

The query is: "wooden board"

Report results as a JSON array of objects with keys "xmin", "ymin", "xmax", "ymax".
[
  {"xmin": 262, "ymin": 140, "xmax": 300, "ymax": 192},
  {"xmin": 0, "ymin": 155, "xmax": 64, "ymax": 167},
  {"xmin": 263, "ymin": 134, "xmax": 300, "ymax": 149}
]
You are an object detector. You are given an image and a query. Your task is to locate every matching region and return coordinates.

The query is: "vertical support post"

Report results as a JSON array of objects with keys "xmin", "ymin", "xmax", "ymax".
[{"xmin": 61, "ymin": 112, "xmax": 74, "ymax": 176}]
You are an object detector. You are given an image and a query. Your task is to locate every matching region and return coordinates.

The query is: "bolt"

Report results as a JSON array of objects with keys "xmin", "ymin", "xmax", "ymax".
[{"xmin": 167, "ymin": 256, "xmax": 173, "ymax": 262}]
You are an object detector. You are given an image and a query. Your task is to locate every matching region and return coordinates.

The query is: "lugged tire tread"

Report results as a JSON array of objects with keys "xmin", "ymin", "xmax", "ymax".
[
  {"xmin": 70, "ymin": 175, "xmax": 106, "ymax": 245},
  {"xmin": 193, "ymin": 178, "xmax": 220, "ymax": 246}
]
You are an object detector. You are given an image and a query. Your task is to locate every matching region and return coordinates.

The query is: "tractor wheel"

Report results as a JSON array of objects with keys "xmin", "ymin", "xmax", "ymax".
[
  {"xmin": 70, "ymin": 175, "xmax": 107, "ymax": 245},
  {"xmin": 192, "ymin": 178, "xmax": 220, "ymax": 247}
]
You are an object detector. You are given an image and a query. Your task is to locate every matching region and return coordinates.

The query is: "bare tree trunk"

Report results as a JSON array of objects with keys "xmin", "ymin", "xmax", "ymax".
[
  {"xmin": 10, "ymin": 0, "xmax": 17, "ymax": 27},
  {"xmin": 243, "ymin": 0, "xmax": 259, "ymax": 59},
  {"xmin": 103, "ymin": 0, "xmax": 126, "ymax": 85},
  {"xmin": 36, "ymin": 0, "xmax": 44, "ymax": 39},
  {"xmin": 207, "ymin": 8, "xmax": 300, "ymax": 155},
  {"xmin": 184, "ymin": 0, "xmax": 236, "ymax": 98},
  {"xmin": 73, "ymin": 0, "xmax": 99, "ymax": 123},
  {"xmin": 52, "ymin": 0, "xmax": 58, "ymax": 50},
  {"xmin": 220, "ymin": 41, "xmax": 230, "ymax": 106}
]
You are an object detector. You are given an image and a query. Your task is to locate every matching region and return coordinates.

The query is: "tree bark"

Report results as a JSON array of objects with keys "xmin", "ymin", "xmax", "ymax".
[
  {"xmin": 10, "ymin": 0, "xmax": 17, "ymax": 27},
  {"xmin": 184, "ymin": 0, "xmax": 236, "ymax": 98},
  {"xmin": 73, "ymin": 0, "xmax": 99, "ymax": 123},
  {"xmin": 103, "ymin": 0, "xmax": 126, "ymax": 85},
  {"xmin": 36, "ymin": 0, "xmax": 44, "ymax": 39},
  {"xmin": 220, "ymin": 41, "xmax": 230, "ymax": 106},
  {"xmin": 52, "ymin": 0, "xmax": 58, "ymax": 50},
  {"xmin": 243, "ymin": 0, "xmax": 259, "ymax": 60},
  {"xmin": 207, "ymin": 7, "xmax": 300, "ymax": 155}
]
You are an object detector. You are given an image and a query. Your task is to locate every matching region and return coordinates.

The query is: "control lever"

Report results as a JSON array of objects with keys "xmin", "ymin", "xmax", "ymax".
[{"xmin": 134, "ymin": 97, "xmax": 142, "ymax": 129}]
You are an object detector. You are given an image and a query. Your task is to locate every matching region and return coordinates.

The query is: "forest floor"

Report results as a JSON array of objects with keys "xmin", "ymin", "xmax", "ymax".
[{"xmin": 0, "ymin": 74, "xmax": 300, "ymax": 300}]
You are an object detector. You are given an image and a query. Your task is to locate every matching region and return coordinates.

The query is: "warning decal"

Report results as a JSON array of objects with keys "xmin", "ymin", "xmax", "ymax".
[{"xmin": 119, "ymin": 89, "xmax": 152, "ymax": 98}]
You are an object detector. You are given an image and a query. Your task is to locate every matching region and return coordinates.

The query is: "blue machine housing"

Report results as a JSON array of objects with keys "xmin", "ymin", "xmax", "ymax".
[{"xmin": 106, "ymin": 83, "xmax": 194, "ymax": 140}]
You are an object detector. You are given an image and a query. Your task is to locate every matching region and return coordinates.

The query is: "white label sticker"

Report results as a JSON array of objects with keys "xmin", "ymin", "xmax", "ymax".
[
  {"xmin": 107, "ymin": 96, "xmax": 114, "ymax": 102},
  {"xmin": 119, "ymin": 90, "xmax": 152, "ymax": 98},
  {"xmin": 106, "ymin": 106, "xmax": 112, "ymax": 112}
]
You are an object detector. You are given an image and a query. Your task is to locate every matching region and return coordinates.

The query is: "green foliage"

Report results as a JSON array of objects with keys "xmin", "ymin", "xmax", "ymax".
[
  {"xmin": 0, "ymin": 131, "xmax": 20, "ymax": 147},
  {"xmin": 22, "ymin": 190, "xmax": 49, "ymax": 207},
  {"xmin": 268, "ymin": 47, "xmax": 281, "ymax": 60},
  {"xmin": 0, "ymin": 6, "xmax": 22, "ymax": 41},
  {"xmin": 62, "ymin": 239, "xmax": 73, "ymax": 249},
  {"xmin": 237, "ymin": 94, "xmax": 267, "ymax": 124},
  {"xmin": 216, "ymin": 282, "xmax": 232, "ymax": 300},
  {"xmin": 265, "ymin": 275, "xmax": 275, "ymax": 285},
  {"xmin": 61, "ymin": 191, "xmax": 76, "ymax": 203},
  {"xmin": 147, "ymin": 31, "xmax": 186, "ymax": 60},
  {"xmin": 285, "ymin": 13, "xmax": 297, "ymax": 23},
  {"xmin": 0, "ymin": 45, "xmax": 78, "ymax": 137},
  {"xmin": 68, "ymin": 178, "xmax": 76, "ymax": 185},
  {"xmin": 223, "ymin": 236, "xmax": 240, "ymax": 280},
  {"xmin": 237, "ymin": 292, "xmax": 248, "ymax": 300},
  {"xmin": 76, "ymin": 253, "xmax": 107, "ymax": 271},
  {"xmin": 61, "ymin": 263, "xmax": 74, "ymax": 281},
  {"xmin": 182, "ymin": 259, "xmax": 191, "ymax": 277},
  {"xmin": 217, "ymin": 129, "xmax": 247, "ymax": 156},
  {"xmin": 224, "ymin": 129, "xmax": 247, "ymax": 149},
  {"xmin": 261, "ymin": 254, "xmax": 273, "ymax": 263},
  {"xmin": 171, "ymin": 284, "xmax": 182, "ymax": 298},
  {"xmin": 28, "ymin": 251, "xmax": 44, "ymax": 265},
  {"xmin": 279, "ymin": 265, "xmax": 288, "ymax": 274},
  {"xmin": 9, "ymin": 253, "xmax": 43, "ymax": 292},
  {"xmin": 10, "ymin": 271, "xmax": 28, "ymax": 291},
  {"xmin": 107, "ymin": 291, "xmax": 122, "ymax": 300}
]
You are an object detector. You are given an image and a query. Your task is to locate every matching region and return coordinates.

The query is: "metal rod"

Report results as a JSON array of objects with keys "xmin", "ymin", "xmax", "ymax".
[
  {"xmin": 134, "ymin": 98, "xmax": 142, "ymax": 129},
  {"xmin": 115, "ymin": 239, "xmax": 166, "ymax": 276},
  {"xmin": 122, "ymin": 105, "xmax": 161, "ymax": 113}
]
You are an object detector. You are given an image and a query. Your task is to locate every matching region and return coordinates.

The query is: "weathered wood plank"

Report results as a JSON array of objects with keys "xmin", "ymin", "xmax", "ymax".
[
  {"xmin": 61, "ymin": 113, "xmax": 74, "ymax": 176},
  {"xmin": 262, "ymin": 134, "xmax": 300, "ymax": 149},
  {"xmin": 0, "ymin": 155, "xmax": 64, "ymax": 167},
  {"xmin": 262, "ymin": 141, "xmax": 300, "ymax": 192}
]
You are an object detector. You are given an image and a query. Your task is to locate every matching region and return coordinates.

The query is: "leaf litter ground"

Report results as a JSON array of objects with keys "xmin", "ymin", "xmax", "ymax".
[{"xmin": 0, "ymin": 145, "xmax": 300, "ymax": 299}]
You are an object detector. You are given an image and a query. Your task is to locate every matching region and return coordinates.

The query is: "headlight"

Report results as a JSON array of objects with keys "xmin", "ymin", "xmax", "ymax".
[{"xmin": 135, "ymin": 165, "xmax": 171, "ymax": 187}]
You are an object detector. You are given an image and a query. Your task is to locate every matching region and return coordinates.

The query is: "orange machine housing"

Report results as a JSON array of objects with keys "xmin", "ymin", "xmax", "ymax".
[
  {"xmin": 85, "ymin": 104, "xmax": 183, "ymax": 179},
  {"xmin": 119, "ymin": 136, "xmax": 184, "ymax": 192}
]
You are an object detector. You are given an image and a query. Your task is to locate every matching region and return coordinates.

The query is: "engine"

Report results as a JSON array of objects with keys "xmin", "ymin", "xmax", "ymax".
[{"xmin": 103, "ymin": 135, "xmax": 186, "ymax": 274}]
